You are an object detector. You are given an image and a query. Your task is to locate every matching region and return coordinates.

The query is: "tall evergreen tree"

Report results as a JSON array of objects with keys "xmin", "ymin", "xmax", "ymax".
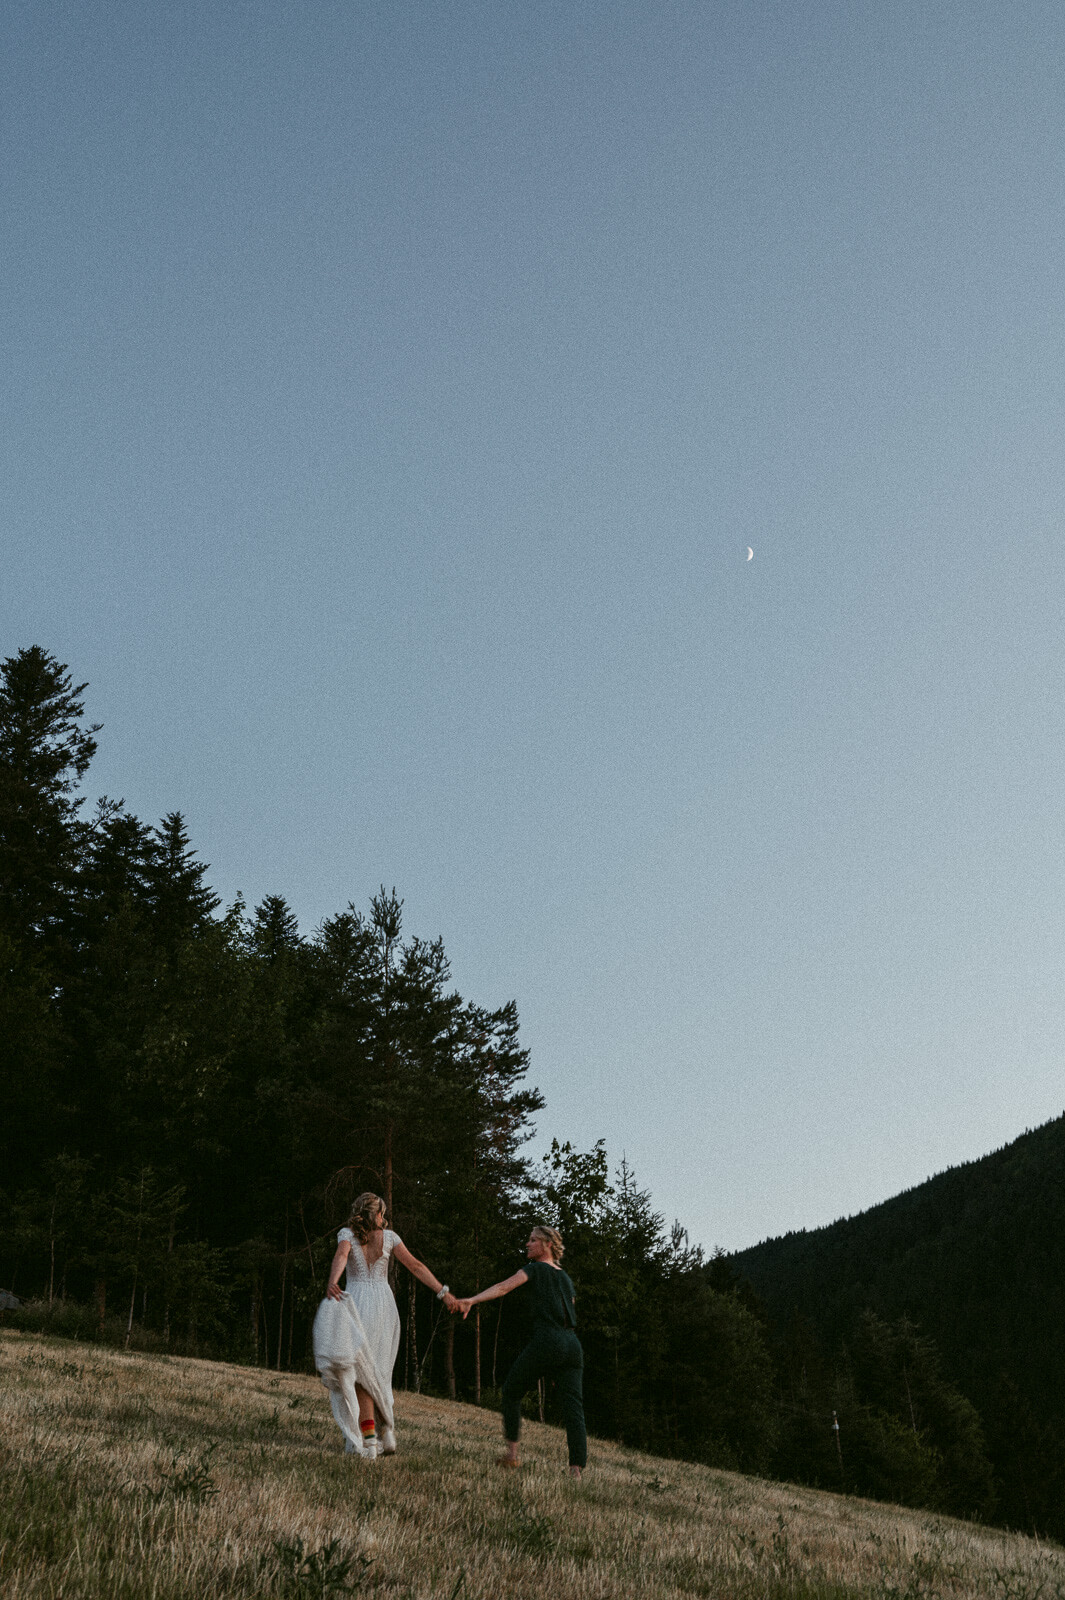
[
  {"xmin": 60, "ymin": 797, "xmax": 159, "ymax": 1168},
  {"xmin": 250, "ymin": 895, "xmax": 302, "ymax": 962},
  {"xmin": 76, "ymin": 797, "xmax": 155, "ymax": 938},
  {"xmin": 0, "ymin": 646, "xmax": 99, "ymax": 954},
  {"xmin": 0, "ymin": 648, "xmax": 99, "ymax": 1181},
  {"xmin": 146, "ymin": 812, "xmax": 220, "ymax": 944}
]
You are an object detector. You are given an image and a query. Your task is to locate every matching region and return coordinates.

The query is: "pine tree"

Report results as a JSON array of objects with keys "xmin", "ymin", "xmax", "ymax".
[
  {"xmin": 0, "ymin": 646, "xmax": 99, "ymax": 953},
  {"xmin": 250, "ymin": 895, "xmax": 302, "ymax": 961},
  {"xmin": 146, "ymin": 813, "xmax": 220, "ymax": 944},
  {"xmin": 0, "ymin": 648, "xmax": 99, "ymax": 1182},
  {"xmin": 76, "ymin": 797, "xmax": 156, "ymax": 939}
]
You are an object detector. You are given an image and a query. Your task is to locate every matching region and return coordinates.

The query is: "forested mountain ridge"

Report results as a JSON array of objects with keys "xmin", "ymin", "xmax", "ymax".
[{"xmin": 732, "ymin": 1114, "xmax": 1065, "ymax": 1534}]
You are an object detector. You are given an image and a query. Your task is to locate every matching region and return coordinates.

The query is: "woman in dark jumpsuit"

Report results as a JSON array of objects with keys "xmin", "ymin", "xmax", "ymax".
[{"xmin": 457, "ymin": 1225, "xmax": 587, "ymax": 1477}]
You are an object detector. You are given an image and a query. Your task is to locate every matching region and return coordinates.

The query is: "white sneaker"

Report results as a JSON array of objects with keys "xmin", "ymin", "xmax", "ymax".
[
  {"xmin": 362, "ymin": 1437, "xmax": 377, "ymax": 1460},
  {"xmin": 378, "ymin": 1426, "xmax": 396, "ymax": 1456}
]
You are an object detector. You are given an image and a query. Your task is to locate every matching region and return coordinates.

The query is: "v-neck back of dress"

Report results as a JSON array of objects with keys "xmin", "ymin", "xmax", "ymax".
[{"xmin": 345, "ymin": 1229, "xmax": 395, "ymax": 1284}]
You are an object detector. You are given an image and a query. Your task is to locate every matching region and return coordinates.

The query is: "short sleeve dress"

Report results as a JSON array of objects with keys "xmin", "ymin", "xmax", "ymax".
[{"xmin": 312, "ymin": 1227, "xmax": 402, "ymax": 1447}]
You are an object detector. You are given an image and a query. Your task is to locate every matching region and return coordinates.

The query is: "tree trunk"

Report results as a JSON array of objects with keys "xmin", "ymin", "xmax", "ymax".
[
  {"xmin": 125, "ymin": 1265, "xmax": 138, "ymax": 1349},
  {"xmin": 48, "ymin": 1195, "xmax": 56, "ymax": 1307},
  {"xmin": 903, "ymin": 1367, "xmax": 918, "ymax": 1435},
  {"xmin": 276, "ymin": 1214, "xmax": 289, "ymax": 1370},
  {"xmin": 163, "ymin": 1215, "xmax": 175, "ymax": 1345},
  {"xmin": 94, "ymin": 1277, "xmax": 106, "ymax": 1336},
  {"xmin": 276, "ymin": 1259, "xmax": 287, "ymax": 1371},
  {"xmin": 445, "ymin": 1319, "xmax": 456, "ymax": 1399},
  {"xmin": 384, "ymin": 1132, "xmax": 398, "ymax": 1295},
  {"xmin": 474, "ymin": 1307, "xmax": 481, "ymax": 1405},
  {"xmin": 492, "ymin": 1301, "xmax": 503, "ymax": 1388},
  {"xmin": 127, "ymin": 1168, "xmax": 146, "ymax": 1350},
  {"xmin": 406, "ymin": 1274, "xmax": 419, "ymax": 1391},
  {"xmin": 298, "ymin": 1200, "xmax": 316, "ymax": 1282}
]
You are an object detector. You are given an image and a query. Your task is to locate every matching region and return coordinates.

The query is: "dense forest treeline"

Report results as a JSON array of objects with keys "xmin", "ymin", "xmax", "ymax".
[
  {"xmin": 734, "ymin": 1115, "xmax": 1065, "ymax": 1538},
  {"xmin": 0, "ymin": 646, "xmax": 1057, "ymax": 1538}
]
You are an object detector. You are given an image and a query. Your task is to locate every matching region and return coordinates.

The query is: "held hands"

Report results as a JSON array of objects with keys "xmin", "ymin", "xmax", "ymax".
[{"xmin": 455, "ymin": 1297, "xmax": 474, "ymax": 1320}]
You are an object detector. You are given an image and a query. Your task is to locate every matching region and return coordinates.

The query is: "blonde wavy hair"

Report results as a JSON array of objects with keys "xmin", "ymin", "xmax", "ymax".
[
  {"xmin": 348, "ymin": 1192, "xmax": 387, "ymax": 1244},
  {"xmin": 530, "ymin": 1225, "xmax": 564, "ymax": 1263}
]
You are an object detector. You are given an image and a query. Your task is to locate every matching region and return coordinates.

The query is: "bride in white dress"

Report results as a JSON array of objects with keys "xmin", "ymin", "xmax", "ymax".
[{"xmin": 313, "ymin": 1192, "xmax": 455, "ymax": 1458}]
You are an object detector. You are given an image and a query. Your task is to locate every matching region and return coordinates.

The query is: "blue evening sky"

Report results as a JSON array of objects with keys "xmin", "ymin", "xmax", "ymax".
[{"xmin": 5, "ymin": 0, "xmax": 1065, "ymax": 1249}]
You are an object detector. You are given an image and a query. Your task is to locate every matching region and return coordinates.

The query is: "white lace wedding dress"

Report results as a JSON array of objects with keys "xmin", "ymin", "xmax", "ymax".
[{"xmin": 313, "ymin": 1228, "xmax": 401, "ymax": 1453}]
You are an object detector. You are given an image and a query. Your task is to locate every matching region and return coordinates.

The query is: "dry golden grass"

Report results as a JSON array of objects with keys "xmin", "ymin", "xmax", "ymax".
[{"xmin": 1, "ymin": 1327, "xmax": 1061, "ymax": 1599}]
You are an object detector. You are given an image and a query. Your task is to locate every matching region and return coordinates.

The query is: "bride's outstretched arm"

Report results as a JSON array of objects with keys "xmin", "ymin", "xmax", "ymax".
[
  {"xmin": 392, "ymin": 1238, "xmax": 458, "ymax": 1310},
  {"xmin": 325, "ymin": 1239, "xmax": 351, "ymax": 1301}
]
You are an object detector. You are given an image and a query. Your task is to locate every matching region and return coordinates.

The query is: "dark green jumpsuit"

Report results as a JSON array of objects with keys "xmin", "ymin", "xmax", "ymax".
[{"xmin": 501, "ymin": 1259, "xmax": 587, "ymax": 1469}]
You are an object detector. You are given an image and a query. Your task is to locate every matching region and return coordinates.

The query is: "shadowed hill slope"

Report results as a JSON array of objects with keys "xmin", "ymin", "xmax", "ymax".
[{"xmin": 732, "ymin": 1112, "xmax": 1065, "ymax": 1427}]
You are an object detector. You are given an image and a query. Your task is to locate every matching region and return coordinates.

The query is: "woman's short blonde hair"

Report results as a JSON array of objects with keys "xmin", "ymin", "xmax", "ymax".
[
  {"xmin": 348, "ymin": 1192, "xmax": 387, "ymax": 1244},
  {"xmin": 531, "ymin": 1225, "xmax": 564, "ymax": 1263}
]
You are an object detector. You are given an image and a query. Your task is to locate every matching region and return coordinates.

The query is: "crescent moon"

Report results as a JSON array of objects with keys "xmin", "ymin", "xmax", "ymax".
[{"xmin": 747, "ymin": 547, "xmax": 754, "ymax": 561}]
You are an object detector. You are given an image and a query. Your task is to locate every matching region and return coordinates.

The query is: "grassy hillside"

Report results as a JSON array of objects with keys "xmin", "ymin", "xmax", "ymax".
[{"xmin": 1, "ymin": 1330, "xmax": 1060, "ymax": 1599}]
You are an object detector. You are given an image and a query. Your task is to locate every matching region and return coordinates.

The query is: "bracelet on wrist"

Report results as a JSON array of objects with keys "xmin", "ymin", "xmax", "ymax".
[{"xmin": 435, "ymin": 1284, "xmax": 449, "ymax": 1301}]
